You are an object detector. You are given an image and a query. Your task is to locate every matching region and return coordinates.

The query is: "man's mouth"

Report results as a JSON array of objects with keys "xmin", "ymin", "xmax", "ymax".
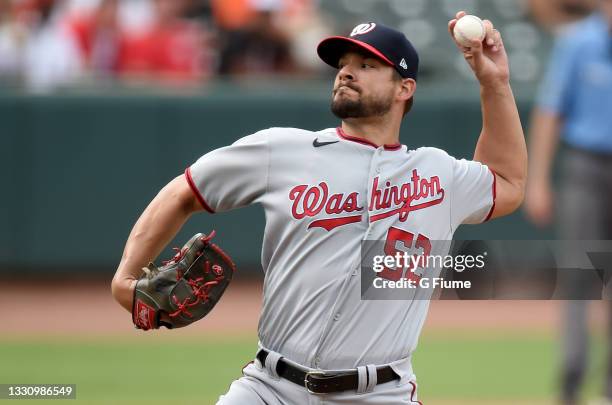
[{"xmin": 334, "ymin": 85, "xmax": 359, "ymax": 95}]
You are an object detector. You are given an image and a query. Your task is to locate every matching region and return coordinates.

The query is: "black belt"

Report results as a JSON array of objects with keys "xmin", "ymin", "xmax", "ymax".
[{"xmin": 256, "ymin": 349, "xmax": 399, "ymax": 394}]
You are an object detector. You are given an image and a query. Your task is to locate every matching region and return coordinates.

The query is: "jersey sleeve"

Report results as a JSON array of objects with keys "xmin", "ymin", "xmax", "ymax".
[
  {"xmin": 185, "ymin": 130, "xmax": 269, "ymax": 213},
  {"xmin": 450, "ymin": 157, "xmax": 496, "ymax": 229}
]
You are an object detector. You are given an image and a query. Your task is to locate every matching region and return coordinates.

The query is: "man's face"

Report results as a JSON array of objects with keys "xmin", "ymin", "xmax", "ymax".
[{"xmin": 331, "ymin": 51, "xmax": 398, "ymax": 120}]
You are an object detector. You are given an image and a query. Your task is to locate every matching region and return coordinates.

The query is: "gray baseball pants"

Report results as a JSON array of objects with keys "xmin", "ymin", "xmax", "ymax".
[{"xmin": 557, "ymin": 147, "xmax": 612, "ymax": 403}]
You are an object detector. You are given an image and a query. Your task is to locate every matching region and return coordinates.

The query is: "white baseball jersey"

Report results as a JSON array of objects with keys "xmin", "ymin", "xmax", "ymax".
[{"xmin": 187, "ymin": 127, "xmax": 495, "ymax": 370}]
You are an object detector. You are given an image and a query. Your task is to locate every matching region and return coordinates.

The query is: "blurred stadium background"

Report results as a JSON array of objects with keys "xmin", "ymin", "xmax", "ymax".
[{"xmin": 0, "ymin": 0, "xmax": 608, "ymax": 403}]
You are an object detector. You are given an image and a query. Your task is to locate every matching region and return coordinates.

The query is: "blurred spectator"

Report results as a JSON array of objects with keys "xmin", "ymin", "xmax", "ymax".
[
  {"xmin": 181, "ymin": 0, "xmax": 213, "ymax": 22},
  {"xmin": 11, "ymin": 0, "xmax": 83, "ymax": 92},
  {"xmin": 0, "ymin": 0, "xmax": 25, "ymax": 82},
  {"xmin": 528, "ymin": 0, "xmax": 597, "ymax": 32},
  {"xmin": 0, "ymin": 0, "xmax": 328, "ymax": 89},
  {"xmin": 118, "ymin": 0, "xmax": 213, "ymax": 83},
  {"xmin": 66, "ymin": 0, "xmax": 121, "ymax": 76},
  {"xmin": 212, "ymin": 0, "xmax": 295, "ymax": 76},
  {"xmin": 275, "ymin": 0, "xmax": 332, "ymax": 74},
  {"xmin": 524, "ymin": 2, "xmax": 612, "ymax": 404},
  {"xmin": 210, "ymin": 0, "xmax": 254, "ymax": 31}
]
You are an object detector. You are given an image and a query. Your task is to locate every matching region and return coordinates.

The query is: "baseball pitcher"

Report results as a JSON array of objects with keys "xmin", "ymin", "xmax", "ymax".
[{"xmin": 112, "ymin": 11, "xmax": 527, "ymax": 404}]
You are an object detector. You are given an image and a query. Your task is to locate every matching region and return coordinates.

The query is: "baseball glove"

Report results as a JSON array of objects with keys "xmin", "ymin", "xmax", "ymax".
[{"xmin": 132, "ymin": 231, "xmax": 235, "ymax": 330}]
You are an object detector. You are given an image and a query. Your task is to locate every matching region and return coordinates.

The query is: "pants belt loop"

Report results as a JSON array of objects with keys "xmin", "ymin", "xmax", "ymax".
[
  {"xmin": 365, "ymin": 364, "xmax": 377, "ymax": 392},
  {"xmin": 264, "ymin": 351, "xmax": 282, "ymax": 380},
  {"xmin": 356, "ymin": 366, "xmax": 368, "ymax": 394}
]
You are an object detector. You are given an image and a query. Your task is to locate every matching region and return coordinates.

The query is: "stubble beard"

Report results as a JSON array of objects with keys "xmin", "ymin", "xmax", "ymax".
[{"xmin": 331, "ymin": 90, "xmax": 393, "ymax": 119}]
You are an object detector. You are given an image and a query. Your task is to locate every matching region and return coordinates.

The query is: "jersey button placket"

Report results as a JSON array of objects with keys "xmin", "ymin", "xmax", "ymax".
[
  {"xmin": 376, "ymin": 148, "xmax": 383, "ymax": 173},
  {"xmin": 310, "ymin": 254, "xmax": 361, "ymax": 369}
]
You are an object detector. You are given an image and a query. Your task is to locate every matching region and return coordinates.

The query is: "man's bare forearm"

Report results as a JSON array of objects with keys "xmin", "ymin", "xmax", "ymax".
[
  {"xmin": 523, "ymin": 108, "xmax": 562, "ymax": 226},
  {"xmin": 474, "ymin": 83, "xmax": 528, "ymax": 204},
  {"xmin": 111, "ymin": 175, "xmax": 201, "ymax": 311}
]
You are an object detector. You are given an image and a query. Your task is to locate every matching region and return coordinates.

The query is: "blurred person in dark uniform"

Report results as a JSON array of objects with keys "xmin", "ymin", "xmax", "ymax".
[
  {"xmin": 212, "ymin": 0, "xmax": 295, "ymax": 76},
  {"xmin": 525, "ymin": 1, "xmax": 612, "ymax": 404}
]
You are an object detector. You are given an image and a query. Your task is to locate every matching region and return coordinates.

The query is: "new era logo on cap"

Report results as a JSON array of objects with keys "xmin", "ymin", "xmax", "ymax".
[{"xmin": 317, "ymin": 22, "xmax": 419, "ymax": 80}]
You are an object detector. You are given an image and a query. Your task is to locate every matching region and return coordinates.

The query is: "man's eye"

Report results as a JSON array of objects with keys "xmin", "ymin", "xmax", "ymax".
[{"xmin": 362, "ymin": 64, "xmax": 373, "ymax": 69}]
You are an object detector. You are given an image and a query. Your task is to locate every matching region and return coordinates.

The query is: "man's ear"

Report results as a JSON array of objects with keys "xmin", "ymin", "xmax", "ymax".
[{"xmin": 398, "ymin": 78, "xmax": 416, "ymax": 102}]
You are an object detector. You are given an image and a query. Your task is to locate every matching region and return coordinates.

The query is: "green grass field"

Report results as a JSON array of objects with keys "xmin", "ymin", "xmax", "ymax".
[{"xmin": 0, "ymin": 333, "xmax": 606, "ymax": 404}]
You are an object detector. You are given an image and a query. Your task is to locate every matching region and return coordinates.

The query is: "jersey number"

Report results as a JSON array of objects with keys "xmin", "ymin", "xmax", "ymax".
[{"xmin": 377, "ymin": 227, "xmax": 431, "ymax": 282}]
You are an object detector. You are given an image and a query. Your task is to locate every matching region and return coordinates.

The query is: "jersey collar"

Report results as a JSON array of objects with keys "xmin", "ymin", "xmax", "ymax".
[{"xmin": 336, "ymin": 127, "xmax": 402, "ymax": 151}]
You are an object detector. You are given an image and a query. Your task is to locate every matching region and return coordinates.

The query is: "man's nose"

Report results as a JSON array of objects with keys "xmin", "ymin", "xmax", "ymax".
[{"xmin": 338, "ymin": 64, "xmax": 355, "ymax": 81}]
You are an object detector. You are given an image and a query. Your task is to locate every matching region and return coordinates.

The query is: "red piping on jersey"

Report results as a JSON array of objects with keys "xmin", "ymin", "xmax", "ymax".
[
  {"xmin": 484, "ymin": 169, "xmax": 497, "ymax": 222},
  {"xmin": 408, "ymin": 381, "xmax": 423, "ymax": 405},
  {"xmin": 185, "ymin": 167, "xmax": 215, "ymax": 214},
  {"xmin": 307, "ymin": 214, "xmax": 362, "ymax": 231},
  {"xmin": 336, "ymin": 127, "xmax": 402, "ymax": 151}
]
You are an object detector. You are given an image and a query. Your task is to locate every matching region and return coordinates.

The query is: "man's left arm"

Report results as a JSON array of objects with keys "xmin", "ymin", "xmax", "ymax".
[{"xmin": 449, "ymin": 11, "xmax": 528, "ymax": 219}]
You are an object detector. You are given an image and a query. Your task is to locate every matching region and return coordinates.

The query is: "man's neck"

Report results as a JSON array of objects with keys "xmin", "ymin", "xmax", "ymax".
[{"xmin": 341, "ymin": 115, "xmax": 401, "ymax": 147}]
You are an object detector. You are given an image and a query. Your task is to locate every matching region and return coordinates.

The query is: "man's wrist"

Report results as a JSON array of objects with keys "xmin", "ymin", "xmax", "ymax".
[
  {"xmin": 111, "ymin": 276, "xmax": 138, "ymax": 312},
  {"xmin": 479, "ymin": 79, "xmax": 511, "ymax": 96}
]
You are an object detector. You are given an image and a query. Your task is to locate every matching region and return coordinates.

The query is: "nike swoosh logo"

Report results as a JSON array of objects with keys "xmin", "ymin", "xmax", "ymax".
[{"xmin": 313, "ymin": 139, "xmax": 340, "ymax": 148}]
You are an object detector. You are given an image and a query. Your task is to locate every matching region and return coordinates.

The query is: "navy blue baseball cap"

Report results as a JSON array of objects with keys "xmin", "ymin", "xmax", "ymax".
[{"xmin": 317, "ymin": 22, "xmax": 419, "ymax": 81}]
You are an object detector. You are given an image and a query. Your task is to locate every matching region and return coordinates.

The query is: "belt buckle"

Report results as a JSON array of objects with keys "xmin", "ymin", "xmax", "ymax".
[{"xmin": 304, "ymin": 370, "xmax": 328, "ymax": 394}]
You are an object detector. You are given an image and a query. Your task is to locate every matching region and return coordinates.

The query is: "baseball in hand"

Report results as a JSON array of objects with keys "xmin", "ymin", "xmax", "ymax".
[{"xmin": 453, "ymin": 15, "xmax": 486, "ymax": 47}]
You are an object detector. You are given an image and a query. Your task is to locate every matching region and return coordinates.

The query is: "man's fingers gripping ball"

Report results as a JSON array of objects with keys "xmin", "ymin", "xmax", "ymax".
[{"xmin": 483, "ymin": 19, "xmax": 503, "ymax": 52}]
